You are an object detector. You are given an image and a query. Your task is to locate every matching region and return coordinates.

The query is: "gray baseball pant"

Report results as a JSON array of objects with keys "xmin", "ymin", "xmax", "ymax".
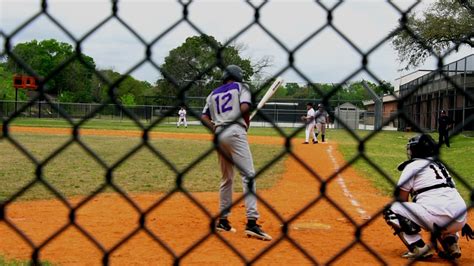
[{"xmin": 216, "ymin": 124, "xmax": 259, "ymax": 220}]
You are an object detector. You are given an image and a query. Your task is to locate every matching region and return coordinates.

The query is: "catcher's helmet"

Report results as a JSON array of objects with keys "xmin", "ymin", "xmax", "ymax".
[
  {"xmin": 222, "ymin": 65, "xmax": 243, "ymax": 82},
  {"xmin": 406, "ymin": 134, "xmax": 438, "ymax": 159}
]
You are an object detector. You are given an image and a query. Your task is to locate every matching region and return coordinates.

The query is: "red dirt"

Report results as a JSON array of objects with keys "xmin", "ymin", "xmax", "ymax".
[{"xmin": 1, "ymin": 126, "xmax": 472, "ymax": 265}]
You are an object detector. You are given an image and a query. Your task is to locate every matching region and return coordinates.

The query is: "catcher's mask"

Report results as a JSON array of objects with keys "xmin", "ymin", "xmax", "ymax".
[
  {"xmin": 222, "ymin": 65, "xmax": 243, "ymax": 83},
  {"xmin": 406, "ymin": 134, "xmax": 438, "ymax": 159}
]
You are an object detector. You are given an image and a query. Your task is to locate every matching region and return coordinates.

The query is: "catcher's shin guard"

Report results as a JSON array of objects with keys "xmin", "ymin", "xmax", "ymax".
[{"xmin": 384, "ymin": 208, "xmax": 422, "ymax": 250}]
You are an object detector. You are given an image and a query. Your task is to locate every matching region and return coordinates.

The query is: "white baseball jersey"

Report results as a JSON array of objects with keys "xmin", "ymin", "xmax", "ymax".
[
  {"xmin": 178, "ymin": 109, "xmax": 186, "ymax": 118},
  {"xmin": 202, "ymin": 82, "xmax": 251, "ymax": 128},
  {"xmin": 398, "ymin": 158, "xmax": 466, "ymax": 222},
  {"xmin": 306, "ymin": 108, "xmax": 316, "ymax": 125}
]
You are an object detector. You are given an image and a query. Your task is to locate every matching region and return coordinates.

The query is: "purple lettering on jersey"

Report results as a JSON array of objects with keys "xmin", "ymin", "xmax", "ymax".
[
  {"xmin": 214, "ymin": 93, "xmax": 233, "ymax": 114},
  {"xmin": 212, "ymin": 82, "xmax": 240, "ymax": 95},
  {"xmin": 221, "ymin": 93, "xmax": 233, "ymax": 113}
]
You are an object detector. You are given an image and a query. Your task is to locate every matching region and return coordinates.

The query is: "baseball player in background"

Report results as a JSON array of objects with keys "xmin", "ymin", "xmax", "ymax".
[
  {"xmin": 384, "ymin": 134, "xmax": 473, "ymax": 260},
  {"xmin": 176, "ymin": 106, "xmax": 187, "ymax": 128},
  {"xmin": 201, "ymin": 64, "xmax": 272, "ymax": 241},
  {"xmin": 314, "ymin": 104, "xmax": 329, "ymax": 143},
  {"xmin": 301, "ymin": 102, "xmax": 317, "ymax": 144}
]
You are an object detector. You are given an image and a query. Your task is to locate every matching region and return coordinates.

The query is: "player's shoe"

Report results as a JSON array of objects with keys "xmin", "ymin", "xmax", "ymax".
[
  {"xmin": 401, "ymin": 244, "xmax": 434, "ymax": 259},
  {"xmin": 216, "ymin": 219, "xmax": 236, "ymax": 233},
  {"xmin": 245, "ymin": 224, "xmax": 272, "ymax": 241},
  {"xmin": 438, "ymin": 242, "xmax": 461, "ymax": 260},
  {"xmin": 302, "ymin": 142, "xmax": 309, "ymax": 144},
  {"xmin": 312, "ymin": 140, "xmax": 318, "ymax": 144}
]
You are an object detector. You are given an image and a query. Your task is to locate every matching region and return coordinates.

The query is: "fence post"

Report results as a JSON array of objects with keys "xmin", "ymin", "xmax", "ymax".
[{"xmin": 363, "ymin": 81, "xmax": 382, "ymax": 130}]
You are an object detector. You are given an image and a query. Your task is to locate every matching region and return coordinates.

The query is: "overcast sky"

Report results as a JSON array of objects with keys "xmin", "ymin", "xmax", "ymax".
[{"xmin": 1, "ymin": 0, "xmax": 472, "ymax": 86}]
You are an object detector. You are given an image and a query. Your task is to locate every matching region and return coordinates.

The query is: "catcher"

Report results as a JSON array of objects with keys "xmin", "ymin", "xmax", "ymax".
[{"xmin": 384, "ymin": 134, "xmax": 473, "ymax": 260}]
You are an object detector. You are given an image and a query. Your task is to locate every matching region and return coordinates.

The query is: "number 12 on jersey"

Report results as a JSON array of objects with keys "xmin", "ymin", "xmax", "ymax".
[{"xmin": 214, "ymin": 93, "xmax": 233, "ymax": 114}]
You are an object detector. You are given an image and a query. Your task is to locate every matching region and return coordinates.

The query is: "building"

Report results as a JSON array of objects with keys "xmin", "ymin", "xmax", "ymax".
[
  {"xmin": 398, "ymin": 54, "xmax": 474, "ymax": 131},
  {"xmin": 362, "ymin": 95, "xmax": 398, "ymax": 128},
  {"xmin": 334, "ymin": 102, "xmax": 362, "ymax": 130}
]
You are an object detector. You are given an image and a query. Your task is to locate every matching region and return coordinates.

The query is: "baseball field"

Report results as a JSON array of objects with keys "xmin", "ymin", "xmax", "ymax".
[{"xmin": 0, "ymin": 119, "xmax": 472, "ymax": 265}]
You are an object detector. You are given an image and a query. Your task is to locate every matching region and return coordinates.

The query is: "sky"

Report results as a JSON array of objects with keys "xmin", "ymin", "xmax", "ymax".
[{"xmin": 1, "ymin": 0, "xmax": 473, "ymax": 86}]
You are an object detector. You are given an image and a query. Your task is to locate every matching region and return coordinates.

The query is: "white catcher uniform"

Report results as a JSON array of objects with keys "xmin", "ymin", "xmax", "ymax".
[
  {"xmin": 177, "ymin": 108, "xmax": 187, "ymax": 127},
  {"xmin": 390, "ymin": 158, "xmax": 467, "ymax": 245},
  {"xmin": 202, "ymin": 81, "xmax": 259, "ymax": 219}
]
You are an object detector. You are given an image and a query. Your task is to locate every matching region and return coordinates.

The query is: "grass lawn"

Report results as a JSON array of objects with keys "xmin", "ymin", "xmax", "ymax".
[
  {"xmin": 329, "ymin": 129, "xmax": 474, "ymax": 201},
  {"xmin": 0, "ymin": 122, "xmax": 286, "ymax": 201},
  {"xmin": 1, "ymin": 118, "xmax": 472, "ymax": 202},
  {"xmin": 0, "ymin": 256, "xmax": 51, "ymax": 266}
]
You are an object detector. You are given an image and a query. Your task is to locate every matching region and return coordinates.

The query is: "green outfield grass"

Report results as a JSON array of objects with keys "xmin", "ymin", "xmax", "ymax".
[
  {"xmin": 1, "ymin": 117, "xmax": 295, "ymax": 136},
  {"xmin": 0, "ymin": 128, "xmax": 285, "ymax": 202},
  {"xmin": 329, "ymin": 129, "xmax": 474, "ymax": 201},
  {"xmin": 1, "ymin": 118, "xmax": 472, "ymax": 202},
  {"xmin": 0, "ymin": 256, "xmax": 52, "ymax": 266}
]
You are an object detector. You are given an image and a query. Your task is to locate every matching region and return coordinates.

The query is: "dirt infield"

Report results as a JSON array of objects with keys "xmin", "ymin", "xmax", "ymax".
[{"xmin": 1, "ymin": 127, "xmax": 472, "ymax": 265}]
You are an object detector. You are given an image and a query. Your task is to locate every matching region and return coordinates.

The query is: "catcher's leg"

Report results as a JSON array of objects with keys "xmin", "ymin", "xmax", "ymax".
[
  {"xmin": 383, "ymin": 208, "xmax": 433, "ymax": 259},
  {"xmin": 437, "ymin": 235, "xmax": 461, "ymax": 260}
]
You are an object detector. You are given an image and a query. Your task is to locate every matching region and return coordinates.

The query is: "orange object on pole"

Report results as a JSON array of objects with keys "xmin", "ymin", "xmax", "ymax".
[{"xmin": 13, "ymin": 75, "xmax": 38, "ymax": 90}]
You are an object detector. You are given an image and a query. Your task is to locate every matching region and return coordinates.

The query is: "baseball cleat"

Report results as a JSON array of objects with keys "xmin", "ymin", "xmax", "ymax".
[
  {"xmin": 245, "ymin": 225, "xmax": 272, "ymax": 241},
  {"xmin": 216, "ymin": 219, "xmax": 237, "ymax": 233},
  {"xmin": 302, "ymin": 142, "xmax": 309, "ymax": 144},
  {"xmin": 401, "ymin": 244, "xmax": 434, "ymax": 259},
  {"xmin": 313, "ymin": 140, "xmax": 318, "ymax": 144},
  {"xmin": 438, "ymin": 242, "xmax": 461, "ymax": 260}
]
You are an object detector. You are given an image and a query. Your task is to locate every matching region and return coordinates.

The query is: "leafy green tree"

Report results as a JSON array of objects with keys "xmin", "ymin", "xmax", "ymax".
[
  {"xmin": 284, "ymin": 83, "xmax": 301, "ymax": 97},
  {"xmin": 157, "ymin": 35, "xmax": 254, "ymax": 102},
  {"xmin": 5, "ymin": 39, "xmax": 96, "ymax": 102},
  {"xmin": 119, "ymin": 93, "xmax": 136, "ymax": 106},
  {"xmin": 392, "ymin": 0, "xmax": 473, "ymax": 70},
  {"xmin": 91, "ymin": 69, "xmax": 152, "ymax": 105}
]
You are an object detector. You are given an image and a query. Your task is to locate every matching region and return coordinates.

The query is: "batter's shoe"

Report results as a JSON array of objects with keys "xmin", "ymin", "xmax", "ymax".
[
  {"xmin": 313, "ymin": 140, "xmax": 318, "ymax": 144},
  {"xmin": 245, "ymin": 224, "xmax": 272, "ymax": 241},
  {"xmin": 216, "ymin": 219, "xmax": 236, "ymax": 233},
  {"xmin": 401, "ymin": 244, "xmax": 434, "ymax": 259}
]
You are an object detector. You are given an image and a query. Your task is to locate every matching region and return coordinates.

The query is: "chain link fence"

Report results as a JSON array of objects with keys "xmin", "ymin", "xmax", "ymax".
[{"xmin": 1, "ymin": 0, "xmax": 473, "ymax": 265}]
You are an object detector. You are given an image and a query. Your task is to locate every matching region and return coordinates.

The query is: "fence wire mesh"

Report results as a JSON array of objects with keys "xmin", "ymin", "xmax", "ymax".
[{"xmin": 1, "ymin": 0, "xmax": 473, "ymax": 265}]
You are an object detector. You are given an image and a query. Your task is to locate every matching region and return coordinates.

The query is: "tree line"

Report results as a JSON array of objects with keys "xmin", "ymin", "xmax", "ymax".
[
  {"xmin": 0, "ymin": 37, "xmax": 393, "ymax": 108},
  {"xmin": 0, "ymin": 0, "xmax": 469, "ymax": 108}
]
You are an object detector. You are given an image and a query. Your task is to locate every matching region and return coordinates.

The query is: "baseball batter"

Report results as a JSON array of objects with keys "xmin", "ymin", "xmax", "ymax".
[
  {"xmin": 314, "ymin": 104, "xmax": 329, "ymax": 143},
  {"xmin": 384, "ymin": 134, "xmax": 473, "ymax": 260},
  {"xmin": 176, "ymin": 106, "xmax": 187, "ymax": 128},
  {"xmin": 201, "ymin": 65, "xmax": 272, "ymax": 241},
  {"xmin": 301, "ymin": 103, "xmax": 317, "ymax": 144}
]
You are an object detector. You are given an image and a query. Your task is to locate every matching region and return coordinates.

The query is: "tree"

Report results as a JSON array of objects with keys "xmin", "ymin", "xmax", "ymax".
[
  {"xmin": 157, "ymin": 35, "xmax": 254, "ymax": 102},
  {"xmin": 91, "ymin": 69, "xmax": 153, "ymax": 105},
  {"xmin": 5, "ymin": 39, "xmax": 96, "ymax": 102},
  {"xmin": 392, "ymin": 0, "xmax": 474, "ymax": 70}
]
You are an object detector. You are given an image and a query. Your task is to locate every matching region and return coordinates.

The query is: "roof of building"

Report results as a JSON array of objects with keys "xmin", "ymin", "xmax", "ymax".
[{"xmin": 362, "ymin": 94, "xmax": 398, "ymax": 106}]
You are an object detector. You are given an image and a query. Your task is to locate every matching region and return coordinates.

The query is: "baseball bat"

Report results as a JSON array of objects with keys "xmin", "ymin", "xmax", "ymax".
[{"xmin": 250, "ymin": 77, "xmax": 284, "ymax": 120}]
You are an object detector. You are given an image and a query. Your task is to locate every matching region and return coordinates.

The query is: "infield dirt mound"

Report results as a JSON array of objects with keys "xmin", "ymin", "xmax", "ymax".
[{"xmin": 0, "ymin": 127, "xmax": 472, "ymax": 265}]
